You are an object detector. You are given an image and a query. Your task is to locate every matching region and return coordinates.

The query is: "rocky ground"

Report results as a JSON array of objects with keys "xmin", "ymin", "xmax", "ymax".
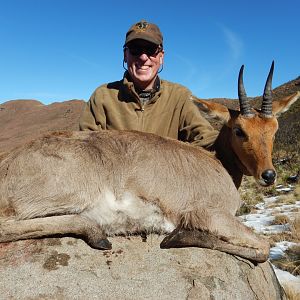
[
  {"xmin": 239, "ymin": 182, "xmax": 300, "ymax": 296},
  {"xmin": 0, "ymin": 235, "xmax": 285, "ymax": 300}
]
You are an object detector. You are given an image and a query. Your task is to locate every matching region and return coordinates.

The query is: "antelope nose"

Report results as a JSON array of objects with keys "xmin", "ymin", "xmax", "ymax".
[{"xmin": 261, "ymin": 169, "xmax": 276, "ymax": 185}]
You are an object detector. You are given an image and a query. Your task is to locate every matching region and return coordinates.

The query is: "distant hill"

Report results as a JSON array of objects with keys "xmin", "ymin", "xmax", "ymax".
[
  {"xmin": 0, "ymin": 76, "xmax": 299, "ymax": 153},
  {"xmin": 270, "ymin": 77, "xmax": 300, "ymax": 151},
  {"xmin": 0, "ymin": 99, "xmax": 85, "ymax": 152}
]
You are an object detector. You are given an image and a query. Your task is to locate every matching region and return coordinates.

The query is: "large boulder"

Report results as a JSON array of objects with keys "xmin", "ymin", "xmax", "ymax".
[{"xmin": 0, "ymin": 235, "xmax": 285, "ymax": 299}]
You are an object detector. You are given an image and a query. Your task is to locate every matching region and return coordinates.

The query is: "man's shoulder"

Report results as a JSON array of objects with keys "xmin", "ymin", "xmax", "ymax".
[
  {"xmin": 94, "ymin": 79, "xmax": 123, "ymax": 91},
  {"xmin": 161, "ymin": 79, "xmax": 191, "ymax": 94},
  {"xmin": 92, "ymin": 79, "xmax": 123, "ymax": 96},
  {"xmin": 160, "ymin": 79, "xmax": 192, "ymax": 102}
]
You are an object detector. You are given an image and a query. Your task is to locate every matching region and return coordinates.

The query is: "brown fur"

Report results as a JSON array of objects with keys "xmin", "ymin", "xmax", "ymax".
[
  {"xmin": 0, "ymin": 130, "xmax": 270, "ymax": 262},
  {"xmin": 194, "ymin": 91, "xmax": 300, "ymax": 188},
  {"xmin": 0, "ymin": 92, "xmax": 299, "ymax": 262}
]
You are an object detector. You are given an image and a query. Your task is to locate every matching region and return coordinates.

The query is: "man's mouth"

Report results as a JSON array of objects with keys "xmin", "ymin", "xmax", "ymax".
[{"xmin": 136, "ymin": 65, "xmax": 151, "ymax": 70}]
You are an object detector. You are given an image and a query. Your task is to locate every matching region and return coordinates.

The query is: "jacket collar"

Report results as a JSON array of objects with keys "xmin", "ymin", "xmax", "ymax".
[{"xmin": 122, "ymin": 72, "xmax": 162, "ymax": 104}]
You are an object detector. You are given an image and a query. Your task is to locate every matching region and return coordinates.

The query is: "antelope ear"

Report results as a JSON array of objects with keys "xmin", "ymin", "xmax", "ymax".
[
  {"xmin": 272, "ymin": 91, "xmax": 300, "ymax": 117},
  {"xmin": 193, "ymin": 97, "xmax": 230, "ymax": 123}
]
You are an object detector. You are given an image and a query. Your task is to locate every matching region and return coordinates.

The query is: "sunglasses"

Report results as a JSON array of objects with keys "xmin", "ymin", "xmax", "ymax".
[{"xmin": 126, "ymin": 45, "xmax": 162, "ymax": 57}]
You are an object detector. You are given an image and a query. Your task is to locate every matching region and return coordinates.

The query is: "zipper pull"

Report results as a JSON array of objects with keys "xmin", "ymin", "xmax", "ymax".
[{"xmin": 135, "ymin": 107, "xmax": 144, "ymax": 112}]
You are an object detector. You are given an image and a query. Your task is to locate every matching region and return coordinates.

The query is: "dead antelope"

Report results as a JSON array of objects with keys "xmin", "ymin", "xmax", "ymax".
[
  {"xmin": 194, "ymin": 61, "xmax": 300, "ymax": 188},
  {"xmin": 0, "ymin": 64, "xmax": 297, "ymax": 263},
  {"xmin": 0, "ymin": 129, "xmax": 270, "ymax": 262}
]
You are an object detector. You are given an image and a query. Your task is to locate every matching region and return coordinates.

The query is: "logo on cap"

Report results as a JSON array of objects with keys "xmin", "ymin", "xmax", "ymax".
[{"xmin": 134, "ymin": 21, "xmax": 148, "ymax": 32}]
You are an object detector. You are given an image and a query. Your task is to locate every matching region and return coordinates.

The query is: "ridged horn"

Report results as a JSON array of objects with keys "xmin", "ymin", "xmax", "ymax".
[
  {"xmin": 261, "ymin": 61, "xmax": 274, "ymax": 117},
  {"xmin": 238, "ymin": 65, "xmax": 253, "ymax": 117}
]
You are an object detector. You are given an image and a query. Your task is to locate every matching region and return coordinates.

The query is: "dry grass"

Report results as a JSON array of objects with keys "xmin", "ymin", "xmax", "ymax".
[
  {"xmin": 271, "ymin": 214, "xmax": 290, "ymax": 225},
  {"xmin": 271, "ymin": 244, "xmax": 300, "ymax": 277},
  {"xmin": 290, "ymin": 214, "xmax": 300, "ymax": 241},
  {"xmin": 268, "ymin": 232, "xmax": 294, "ymax": 246},
  {"xmin": 271, "ymin": 245, "xmax": 300, "ymax": 276},
  {"xmin": 270, "ymin": 215, "xmax": 300, "ymax": 282},
  {"xmin": 294, "ymin": 186, "xmax": 300, "ymax": 198},
  {"xmin": 276, "ymin": 193, "xmax": 297, "ymax": 205},
  {"xmin": 237, "ymin": 177, "xmax": 265, "ymax": 216},
  {"xmin": 273, "ymin": 150, "xmax": 300, "ymax": 193},
  {"xmin": 236, "ymin": 203, "xmax": 252, "ymax": 216},
  {"xmin": 268, "ymin": 215, "xmax": 300, "ymax": 245}
]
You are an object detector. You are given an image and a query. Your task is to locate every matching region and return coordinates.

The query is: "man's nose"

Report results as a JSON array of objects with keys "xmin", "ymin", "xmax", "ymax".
[{"xmin": 137, "ymin": 53, "xmax": 149, "ymax": 61}]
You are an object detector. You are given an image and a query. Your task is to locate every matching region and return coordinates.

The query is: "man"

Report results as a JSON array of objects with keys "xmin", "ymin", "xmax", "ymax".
[{"xmin": 79, "ymin": 20, "xmax": 218, "ymax": 149}]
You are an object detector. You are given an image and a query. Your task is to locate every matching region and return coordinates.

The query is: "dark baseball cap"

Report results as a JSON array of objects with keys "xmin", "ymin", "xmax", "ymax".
[{"xmin": 124, "ymin": 20, "xmax": 163, "ymax": 46}]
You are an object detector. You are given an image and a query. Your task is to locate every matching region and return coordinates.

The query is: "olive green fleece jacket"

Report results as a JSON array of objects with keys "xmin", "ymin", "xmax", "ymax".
[{"xmin": 79, "ymin": 73, "xmax": 218, "ymax": 149}]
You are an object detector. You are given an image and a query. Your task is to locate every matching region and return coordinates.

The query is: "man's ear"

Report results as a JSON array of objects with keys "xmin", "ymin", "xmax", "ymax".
[
  {"xmin": 123, "ymin": 48, "xmax": 127, "ymax": 63},
  {"xmin": 159, "ymin": 50, "xmax": 164, "ymax": 65}
]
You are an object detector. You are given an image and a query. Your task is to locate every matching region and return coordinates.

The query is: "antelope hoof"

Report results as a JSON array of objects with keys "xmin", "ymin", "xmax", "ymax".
[
  {"xmin": 252, "ymin": 243, "xmax": 270, "ymax": 263},
  {"xmin": 160, "ymin": 228, "xmax": 189, "ymax": 249},
  {"xmin": 90, "ymin": 238, "xmax": 112, "ymax": 250}
]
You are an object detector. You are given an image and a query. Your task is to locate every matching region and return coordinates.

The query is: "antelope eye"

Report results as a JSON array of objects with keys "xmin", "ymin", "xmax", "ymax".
[{"xmin": 233, "ymin": 127, "xmax": 246, "ymax": 138}]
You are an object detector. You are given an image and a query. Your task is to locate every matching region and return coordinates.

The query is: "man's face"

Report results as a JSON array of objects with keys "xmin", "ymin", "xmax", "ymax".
[{"xmin": 124, "ymin": 39, "xmax": 164, "ymax": 90}]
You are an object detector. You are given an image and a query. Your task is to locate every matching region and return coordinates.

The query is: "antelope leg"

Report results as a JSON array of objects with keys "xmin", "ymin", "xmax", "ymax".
[
  {"xmin": 0, "ymin": 215, "xmax": 111, "ymax": 250},
  {"xmin": 160, "ymin": 228, "xmax": 268, "ymax": 263}
]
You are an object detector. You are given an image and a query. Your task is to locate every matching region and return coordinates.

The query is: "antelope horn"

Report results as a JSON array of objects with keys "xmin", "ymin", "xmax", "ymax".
[
  {"xmin": 238, "ymin": 65, "xmax": 253, "ymax": 117},
  {"xmin": 261, "ymin": 61, "xmax": 274, "ymax": 117}
]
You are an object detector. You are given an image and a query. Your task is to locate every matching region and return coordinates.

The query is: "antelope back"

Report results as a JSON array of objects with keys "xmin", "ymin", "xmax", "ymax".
[{"xmin": 0, "ymin": 130, "xmax": 240, "ymax": 222}]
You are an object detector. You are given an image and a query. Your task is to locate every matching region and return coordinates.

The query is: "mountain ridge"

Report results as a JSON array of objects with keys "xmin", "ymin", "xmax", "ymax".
[{"xmin": 0, "ymin": 77, "xmax": 299, "ymax": 153}]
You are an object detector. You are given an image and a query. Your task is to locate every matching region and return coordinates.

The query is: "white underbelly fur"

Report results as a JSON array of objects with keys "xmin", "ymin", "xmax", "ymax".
[{"xmin": 81, "ymin": 189, "xmax": 176, "ymax": 235}]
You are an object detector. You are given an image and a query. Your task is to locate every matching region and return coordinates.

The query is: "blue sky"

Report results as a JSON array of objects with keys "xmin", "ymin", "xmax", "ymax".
[{"xmin": 0, "ymin": 0, "xmax": 299, "ymax": 104}]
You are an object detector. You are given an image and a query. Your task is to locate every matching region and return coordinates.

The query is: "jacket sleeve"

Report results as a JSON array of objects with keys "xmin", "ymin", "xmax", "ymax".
[
  {"xmin": 79, "ymin": 91, "xmax": 105, "ymax": 131},
  {"xmin": 179, "ymin": 96, "xmax": 219, "ymax": 149}
]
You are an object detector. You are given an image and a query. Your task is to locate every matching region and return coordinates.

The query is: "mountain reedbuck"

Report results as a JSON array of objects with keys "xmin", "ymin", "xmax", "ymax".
[
  {"xmin": 194, "ymin": 61, "xmax": 300, "ymax": 188},
  {"xmin": 0, "ymin": 63, "xmax": 298, "ymax": 263}
]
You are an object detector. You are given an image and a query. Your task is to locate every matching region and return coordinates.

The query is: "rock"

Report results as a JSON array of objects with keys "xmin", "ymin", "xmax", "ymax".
[
  {"xmin": 286, "ymin": 171, "xmax": 300, "ymax": 184},
  {"xmin": 0, "ymin": 235, "xmax": 286, "ymax": 299}
]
